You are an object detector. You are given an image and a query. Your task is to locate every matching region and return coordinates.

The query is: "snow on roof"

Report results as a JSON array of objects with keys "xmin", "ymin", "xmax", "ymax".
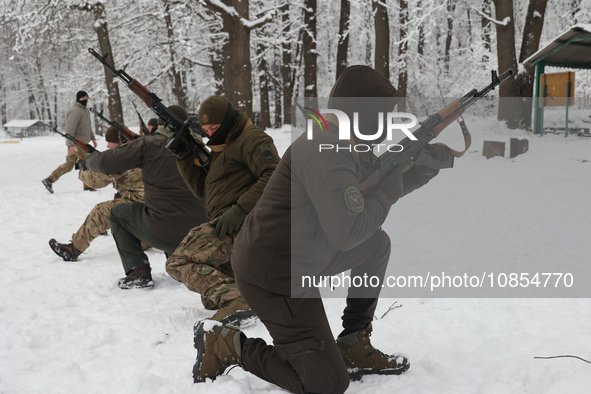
[
  {"xmin": 3, "ymin": 119, "xmax": 45, "ymax": 128},
  {"xmin": 523, "ymin": 24, "xmax": 591, "ymax": 68}
]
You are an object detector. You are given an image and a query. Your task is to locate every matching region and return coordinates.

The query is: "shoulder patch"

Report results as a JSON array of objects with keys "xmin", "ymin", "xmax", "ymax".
[
  {"xmin": 259, "ymin": 145, "xmax": 277, "ymax": 163},
  {"xmin": 344, "ymin": 186, "xmax": 364, "ymax": 213}
]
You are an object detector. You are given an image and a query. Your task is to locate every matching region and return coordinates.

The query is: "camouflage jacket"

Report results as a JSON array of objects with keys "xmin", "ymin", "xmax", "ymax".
[{"xmin": 79, "ymin": 167, "xmax": 144, "ymax": 202}]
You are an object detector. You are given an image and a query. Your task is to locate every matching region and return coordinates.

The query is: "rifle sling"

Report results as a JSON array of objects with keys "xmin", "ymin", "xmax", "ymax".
[{"xmin": 431, "ymin": 116, "xmax": 471, "ymax": 158}]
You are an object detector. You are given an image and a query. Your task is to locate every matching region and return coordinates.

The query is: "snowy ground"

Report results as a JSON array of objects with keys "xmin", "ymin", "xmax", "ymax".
[{"xmin": 1, "ymin": 118, "xmax": 591, "ymax": 393}]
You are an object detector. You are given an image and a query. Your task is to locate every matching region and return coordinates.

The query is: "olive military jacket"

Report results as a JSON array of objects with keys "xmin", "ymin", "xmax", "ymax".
[
  {"xmin": 232, "ymin": 66, "xmax": 408, "ymax": 296},
  {"xmin": 177, "ymin": 121, "xmax": 279, "ymax": 221}
]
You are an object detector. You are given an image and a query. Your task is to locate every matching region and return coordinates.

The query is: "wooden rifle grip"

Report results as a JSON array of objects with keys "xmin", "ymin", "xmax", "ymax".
[{"xmin": 433, "ymin": 100, "xmax": 464, "ymax": 136}]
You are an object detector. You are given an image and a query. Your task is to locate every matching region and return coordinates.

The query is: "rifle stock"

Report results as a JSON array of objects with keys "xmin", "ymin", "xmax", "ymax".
[{"xmin": 359, "ymin": 68, "xmax": 514, "ymax": 195}]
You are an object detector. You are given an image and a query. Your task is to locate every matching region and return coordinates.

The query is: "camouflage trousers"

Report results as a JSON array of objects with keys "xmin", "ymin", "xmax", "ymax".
[
  {"xmin": 165, "ymin": 222, "xmax": 240, "ymax": 309},
  {"xmin": 48, "ymin": 150, "xmax": 77, "ymax": 182},
  {"xmin": 71, "ymin": 197, "xmax": 132, "ymax": 252}
]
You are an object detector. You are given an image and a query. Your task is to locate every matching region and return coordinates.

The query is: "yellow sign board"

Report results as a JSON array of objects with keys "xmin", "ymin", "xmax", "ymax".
[{"xmin": 540, "ymin": 72, "xmax": 575, "ymax": 107}]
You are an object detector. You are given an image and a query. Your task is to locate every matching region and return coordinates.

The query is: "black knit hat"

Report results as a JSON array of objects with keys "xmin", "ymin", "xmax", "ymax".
[
  {"xmin": 148, "ymin": 118, "xmax": 158, "ymax": 127},
  {"xmin": 76, "ymin": 91, "xmax": 88, "ymax": 101},
  {"xmin": 105, "ymin": 126, "xmax": 120, "ymax": 143}
]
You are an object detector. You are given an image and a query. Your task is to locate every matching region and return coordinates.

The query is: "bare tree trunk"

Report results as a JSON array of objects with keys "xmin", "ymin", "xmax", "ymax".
[
  {"xmin": 257, "ymin": 44, "xmax": 271, "ymax": 129},
  {"xmin": 516, "ymin": 0, "xmax": 549, "ymax": 130},
  {"xmin": 209, "ymin": 21, "xmax": 225, "ymax": 96},
  {"xmin": 481, "ymin": 1, "xmax": 492, "ymax": 63},
  {"xmin": 93, "ymin": 102, "xmax": 105, "ymax": 136},
  {"xmin": 204, "ymin": 0, "xmax": 258, "ymax": 116},
  {"xmin": 417, "ymin": 0, "xmax": 425, "ymax": 58},
  {"xmin": 303, "ymin": 0, "xmax": 318, "ymax": 103},
  {"xmin": 28, "ymin": 88, "xmax": 36, "ymax": 119},
  {"xmin": 223, "ymin": 0, "xmax": 252, "ymax": 115},
  {"xmin": 373, "ymin": 0, "xmax": 389, "ymax": 80},
  {"xmin": 491, "ymin": 0, "xmax": 520, "ymax": 128},
  {"xmin": 273, "ymin": 48, "xmax": 283, "ymax": 127},
  {"xmin": 336, "ymin": 0, "xmax": 350, "ymax": 80},
  {"xmin": 466, "ymin": 8, "xmax": 472, "ymax": 52},
  {"xmin": 518, "ymin": 0, "xmax": 548, "ymax": 88},
  {"xmin": 398, "ymin": 0, "xmax": 409, "ymax": 111},
  {"xmin": 36, "ymin": 59, "xmax": 52, "ymax": 122},
  {"xmin": 163, "ymin": 0, "xmax": 188, "ymax": 108},
  {"xmin": 444, "ymin": 0, "xmax": 456, "ymax": 73},
  {"xmin": 0, "ymin": 76, "xmax": 7, "ymax": 126},
  {"xmin": 90, "ymin": 2, "xmax": 124, "ymax": 124},
  {"xmin": 53, "ymin": 74, "xmax": 58, "ymax": 127},
  {"xmin": 281, "ymin": 4, "xmax": 292, "ymax": 124}
]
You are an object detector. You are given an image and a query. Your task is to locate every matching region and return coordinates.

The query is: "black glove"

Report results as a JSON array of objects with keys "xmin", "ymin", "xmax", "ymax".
[
  {"xmin": 414, "ymin": 143, "xmax": 454, "ymax": 170},
  {"xmin": 423, "ymin": 143, "xmax": 452, "ymax": 163},
  {"xmin": 214, "ymin": 205, "xmax": 247, "ymax": 237},
  {"xmin": 75, "ymin": 160, "xmax": 88, "ymax": 171},
  {"xmin": 373, "ymin": 162, "xmax": 413, "ymax": 205},
  {"xmin": 402, "ymin": 164, "xmax": 439, "ymax": 196}
]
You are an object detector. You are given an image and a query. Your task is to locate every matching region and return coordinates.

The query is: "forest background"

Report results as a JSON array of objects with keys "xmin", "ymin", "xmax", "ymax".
[{"xmin": 1, "ymin": 0, "xmax": 590, "ymax": 134}]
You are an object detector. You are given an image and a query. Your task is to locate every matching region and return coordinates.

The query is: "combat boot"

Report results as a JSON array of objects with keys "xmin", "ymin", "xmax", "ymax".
[
  {"xmin": 210, "ymin": 296, "xmax": 256, "ymax": 327},
  {"xmin": 42, "ymin": 178, "xmax": 54, "ymax": 194},
  {"xmin": 49, "ymin": 239, "xmax": 82, "ymax": 261},
  {"xmin": 336, "ymin": 323, "xmax": 409, "ymax": 381},
  {"xmin": 118, "ymin": 264, "xmax": 154, "ymax": 289},
  {"xmin": 193, "ymin": 320, "xmax": 245, "ymax": 383}
]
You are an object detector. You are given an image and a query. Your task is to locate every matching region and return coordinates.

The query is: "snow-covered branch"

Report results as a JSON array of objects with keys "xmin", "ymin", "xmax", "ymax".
[
  {"xmin": 471, "ymin": 6, "xmax": 511, "ymax": 26},
  {"xmin": 201, "ymin": 0, "xmax": 273, "ymax": 30}
]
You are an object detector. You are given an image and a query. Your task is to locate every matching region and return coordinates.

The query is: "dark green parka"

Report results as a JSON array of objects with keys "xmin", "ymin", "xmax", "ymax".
[{"xmin": 177, "ymin": 120, "xmax": 279, "ymax": 220}]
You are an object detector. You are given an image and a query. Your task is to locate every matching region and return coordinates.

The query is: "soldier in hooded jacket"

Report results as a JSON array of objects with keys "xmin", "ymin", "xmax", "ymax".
[{"xmin": 192, "ymin": 66, "xmax": 454, "ymax": 393}]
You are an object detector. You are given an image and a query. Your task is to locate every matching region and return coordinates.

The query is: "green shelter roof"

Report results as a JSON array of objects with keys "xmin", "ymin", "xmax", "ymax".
[{"xmin": 524, "ymin": 24, "xmax": 591, "ymax": 69}]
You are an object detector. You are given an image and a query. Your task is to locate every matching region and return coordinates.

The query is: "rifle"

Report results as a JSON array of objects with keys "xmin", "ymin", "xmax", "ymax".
[
  {"xmin": 132, "ymin": 101, "xmax": 150, "ymax": 136},
  {"xmin": 88, "ymin": 48, "xmax": 210, "ymax": 172},
  {"xmin": 53, "ymin": 126, "xmax": 99, "ymax": 155},
  {"xmin": 359, "ymin": 69, "xmax": 514, "ymax": 194},
  {"xmin": 89, "ymin": 107, "xmax": 139, "ymax": 142}
]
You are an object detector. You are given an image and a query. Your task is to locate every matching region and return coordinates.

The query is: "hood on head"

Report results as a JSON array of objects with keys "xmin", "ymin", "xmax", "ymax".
[{"xmin": 329, "ymin": 66, "xmax": 403, "ymax": 144}]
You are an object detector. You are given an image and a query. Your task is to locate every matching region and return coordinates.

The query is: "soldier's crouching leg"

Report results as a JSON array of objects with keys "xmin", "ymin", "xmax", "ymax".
[
  {"xmin": 109, "ymin": 203, "xmax": 151, "ymax": 274},
  {"xmin": 71, "ymin": 199, "xmax": 123, "ymax": 252},
  {"xmin": 165, "ymin": 222, "xmax": 240, "ymax": 307},
  {"xmin": 236, "ymin": 278, "xmax": 350, "ymax": 394}
]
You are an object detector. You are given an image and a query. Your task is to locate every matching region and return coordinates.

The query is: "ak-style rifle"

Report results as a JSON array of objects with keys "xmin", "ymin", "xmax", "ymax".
[
  {"xmin": 359, "ymin": 69, "xmax": 514, "ymax": 194},
  {"xmin": 88, "ymin": 48, "xmax": 209, "ymax": 172},
  {"xmin": 89, "ymin": 107, "xmax": 139, "ymax": 142},
  {"xmin": 132, "ymin": 101, "xmax": 150, "ymax": 136},
  {"xmin": 53, "ymin": 126, "xmax": 99, "ymax": 154}
]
